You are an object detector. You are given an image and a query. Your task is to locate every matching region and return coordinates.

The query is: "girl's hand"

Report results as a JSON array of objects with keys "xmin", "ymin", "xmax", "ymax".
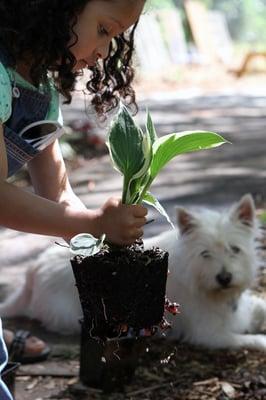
[{"xmin": 97, "ymin": 197, "xmax": 147, "ymax": 245}]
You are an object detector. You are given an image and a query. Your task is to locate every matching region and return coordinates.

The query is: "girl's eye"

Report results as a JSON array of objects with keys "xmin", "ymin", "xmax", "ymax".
[
  {"xmin": 230, "ymin": 245, "xmax": 240, "ymax": 254},
  {"xmin": 98, "ymin": 25, "xmax": 109, "ymax": 36},
  {"xmin": 200, "ymin": 250, "xmax": 211, "ymax": 259}
]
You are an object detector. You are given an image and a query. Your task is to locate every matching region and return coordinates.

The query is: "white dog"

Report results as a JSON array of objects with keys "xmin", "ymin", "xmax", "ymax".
[
  {"xmin": 145, "ymin": 194, "xmax": 266, "ymax": 351},
  {"xmin": 0, "ymin": 194, "xmax": 266, "ymax": 351},
  {"xmin": 0, "ymin": 244, "xmax": 81, "ymax": 335}
]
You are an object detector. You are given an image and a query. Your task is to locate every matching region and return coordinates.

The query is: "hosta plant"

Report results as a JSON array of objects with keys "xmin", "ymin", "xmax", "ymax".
[
  {"xmin": 71, "ymin": 106, "xmax": 227, "ymax": 253},
  {"xmin": 107, "ymin": 106, "xmax": 227, "ymax": 225},
  {"xmin": 70, "ymin": 107, "xmax": 227, "ymax": 343}
]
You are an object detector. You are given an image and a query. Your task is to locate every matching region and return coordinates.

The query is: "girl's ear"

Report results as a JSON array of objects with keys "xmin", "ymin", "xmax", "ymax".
[
  {"xmin": 230, "ymin": 194, "xmax": 255, "ymax": 227},
  {"xmin": 176, "ymin": 207, "xmax": 197, "ymax": 235}
]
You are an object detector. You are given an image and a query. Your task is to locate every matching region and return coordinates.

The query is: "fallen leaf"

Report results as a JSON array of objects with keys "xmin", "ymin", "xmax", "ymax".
[
  {"xmin": 44, "ymin": 380, "xmax": 56, "ymax": 390},
  {"xmin": 221, "ymin": 381, "xmax": 236, "ymax": 398},
  {"xmin": 26, "ymin": 378, "xmax": 39, "ymax": 391}
]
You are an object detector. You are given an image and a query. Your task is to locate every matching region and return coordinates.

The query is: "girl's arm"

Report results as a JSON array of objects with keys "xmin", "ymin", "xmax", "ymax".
[
  {"xmin": 27, "ymin": 138, "xmax": 86, "ymax": 211},
  {"xmin": 0, "ymin": 125, "xmax": 147, "ymax": 244},
  {"xmin": 0, "ymin": 125, "xmax": 101, "ymax": 239}
]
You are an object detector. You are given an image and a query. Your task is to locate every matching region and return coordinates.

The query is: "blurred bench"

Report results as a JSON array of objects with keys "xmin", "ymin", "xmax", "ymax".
[{"xmin": 234, "ymin": 51, "xmax": 266, "ymax": 77}]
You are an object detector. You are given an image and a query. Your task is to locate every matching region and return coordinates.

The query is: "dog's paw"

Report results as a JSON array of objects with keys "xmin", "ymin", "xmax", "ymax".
[
  {"xmin": 198, "ymin": 333, "xmax": 266, "ymax": 351},
  {"xmin": 248, "ymin": 297, "xmax": 266, "ymax": 332},
  {"xmin": 233, "ymin": 333, "xmax": 266, "ymax": 352}
]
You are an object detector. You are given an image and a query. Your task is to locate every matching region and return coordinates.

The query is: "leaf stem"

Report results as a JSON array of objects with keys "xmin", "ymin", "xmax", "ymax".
[
  {"xmin": 122, "ymin": 176, "xmax": 130, "ymax": 204},
  {"xmin": 136, "ymin": 177, "xmax": 153, "ymax": 204}
]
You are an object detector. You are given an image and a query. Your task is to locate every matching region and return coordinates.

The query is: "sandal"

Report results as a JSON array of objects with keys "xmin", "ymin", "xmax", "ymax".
[{"xmin": 6, "ymin": 330, "xmax": 51, "ymax": 364}]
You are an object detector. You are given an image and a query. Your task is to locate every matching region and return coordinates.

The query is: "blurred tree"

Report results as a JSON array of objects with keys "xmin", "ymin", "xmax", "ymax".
[
  {"xmin": 149, "ymin": 0, "xmax": 175, "ymax": 9},
  {"xmin": 240, "ymin": 0, "xmax": 266, "ymax": 44},
  {"xmin": 149, "ymin": 0, "xmax": 266, "ymax": 46},
  {"xmin": 184, "ymin": 0, "xmax": 266, "ymax": 44}
]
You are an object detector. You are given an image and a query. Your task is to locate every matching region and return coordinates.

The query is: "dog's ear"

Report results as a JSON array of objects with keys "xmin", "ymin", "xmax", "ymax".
[
  {"xmin": 176, "ymin": 207, "xmax": 197, "ymax": 235},
  {"xmin": 230, "ymin": 194, "xmax": 255, "ymax": 227}
]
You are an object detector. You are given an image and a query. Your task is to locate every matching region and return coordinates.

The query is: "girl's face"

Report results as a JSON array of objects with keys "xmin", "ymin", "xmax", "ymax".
[{"xmin": 71, "ymin": 0, "xmax": 145, "ymax": 71}]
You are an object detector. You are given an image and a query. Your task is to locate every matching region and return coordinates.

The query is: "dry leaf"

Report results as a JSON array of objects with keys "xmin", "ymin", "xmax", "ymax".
[
  {"xmin": 221, "ymin": 381, "xmax": 236, "ymax": 398},
  {"xmin": 26, "ymin": 378, "xmax": 39, "ymax": 391}
]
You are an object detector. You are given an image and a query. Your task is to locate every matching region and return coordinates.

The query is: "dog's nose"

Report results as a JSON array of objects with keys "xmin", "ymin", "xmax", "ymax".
[{"xmin": 216, "ymin": 271, "xmax": 232, "ymax": 287}]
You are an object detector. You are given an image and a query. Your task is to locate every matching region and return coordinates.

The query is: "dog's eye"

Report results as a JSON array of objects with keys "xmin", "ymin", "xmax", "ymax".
[
  {"xmin": 230, "ymin": 245, "xmax": 240, "ymax": 254},
  {"xmin": 200, "ymin": 250, "xmax": 211, "ymax": 258}
]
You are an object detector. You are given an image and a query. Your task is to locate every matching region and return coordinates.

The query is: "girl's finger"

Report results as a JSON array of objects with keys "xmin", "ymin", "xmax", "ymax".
[
  {"xmin": 135, "ymin": 217, "xmax": 147, "ymax": 228},
  {"xmin": 132, "ymin": 205, "xmax": 148, "ymax": 218},
  {"xmin": 132, "ymin": 228, "xmax": 143, "ymax": 239}
]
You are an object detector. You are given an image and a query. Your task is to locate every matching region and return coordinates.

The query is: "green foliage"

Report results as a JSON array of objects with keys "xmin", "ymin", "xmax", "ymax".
[
  {"xmin": 197, "ymin": 0, "xmax": 266, "ymax": 44},
  {"xmin": 259, "ymin": 211, "xmax": 266, "ymax": 224},
  {"xmin": 107, "ymin": 108, "xmax": 152, "ymax": 204},
  {"xmin": 148, "ymin": 0, "xmax": 175, "ymax": 10},
  {"xmin": 108, "ymin": 107, "xmax": 228, "ymax": 224},
  {"xmin": 148, "ymin": 0, "xmax": 266, "ymax": 47}
]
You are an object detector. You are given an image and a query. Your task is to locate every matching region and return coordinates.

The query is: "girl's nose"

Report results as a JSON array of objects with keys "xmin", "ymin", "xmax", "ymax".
[{"xmin": 97, "ymin": 42, "xmax": 110, "ymax": 61}]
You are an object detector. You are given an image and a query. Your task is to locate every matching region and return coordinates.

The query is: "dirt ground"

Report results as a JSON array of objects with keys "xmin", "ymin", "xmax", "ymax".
[
  {"xmin": 14, "ymin": 344, "xmax": 266, "ymax": 400},
  {"xmin": 8, "ymin": 242, "xmax": 266, "ymax": 400},
  {"xmin": 9, "ymin": 232, "xmax": 266, "ymax": 400}
]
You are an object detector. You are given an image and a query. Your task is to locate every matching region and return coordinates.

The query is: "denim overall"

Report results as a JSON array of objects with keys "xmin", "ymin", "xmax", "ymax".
[
  {"xmin": 0, "ymin": 48, "xmax": 52, "ymax": 177},
  {"xmin": 0, "ymin": 46, "xmax": 60, "ymax": 399}
]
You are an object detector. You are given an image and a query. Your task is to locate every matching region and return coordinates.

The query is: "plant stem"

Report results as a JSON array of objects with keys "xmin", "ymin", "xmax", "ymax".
[
  {"xmin": 122, "ymin": 176, "xmax": 130, "ymax": 204},
  {"xmin": 136, "ymin": 177, "xmax": 153, "ymax": 204}
]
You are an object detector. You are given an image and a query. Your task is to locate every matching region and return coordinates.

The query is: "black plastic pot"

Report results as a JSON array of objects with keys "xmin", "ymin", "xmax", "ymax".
[
  {"xmin": 79, "ymin": 320, "xmax": 146, "ymax": 392},
  {"xmin": 2, "ymin": 362, "xmax": 20, "ymax": 397},
  {"xmin": 71, "ymin": 241, "xmax": 169, "ymax": 340}
]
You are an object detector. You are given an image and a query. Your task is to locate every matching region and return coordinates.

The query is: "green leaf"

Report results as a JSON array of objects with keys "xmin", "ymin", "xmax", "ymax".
[
  {"xmin": 125, "ymin": 133, "xmax": 153, "ymax": 203},
  {"xmin": 143, "ymin": 192, "xmax": 175, "ymax": 230},
  {"xmin": 106, "ymin": 108, "xmax": 228, "ymax": 230},
  {"xmin": 108, "ymin": 106, "xmax": 152, "ymax": 204},
  {"xmin": 146, "ymin": 110, "xmax": 158, "ymax": 144},
  {"xmin": 128, "ymin": 172, "xmax": 151, "ymax": 204},
  {"xmin": 150, "ymin": 131, "xmax": 228, "ymax": 179},
  {"xmin": 107, "ymin": 107, "xmax": 146, "ymax": 178},
  {"xmin": 70, "ymin": 233, "xmax": 105, "ymax": 257}
]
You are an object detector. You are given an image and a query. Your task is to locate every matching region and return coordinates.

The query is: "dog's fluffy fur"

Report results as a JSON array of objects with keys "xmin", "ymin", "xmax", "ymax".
[
  {"xmin": 0, "ymin": 194, "xmax": 266, "ymax": 350},
  {"xmin": 0, "ymin": 245, "xmax": 82, "ymax": 334},
  {"xmin": 145, "ymin": 194, "xmax": 266, "ymax": 350}
]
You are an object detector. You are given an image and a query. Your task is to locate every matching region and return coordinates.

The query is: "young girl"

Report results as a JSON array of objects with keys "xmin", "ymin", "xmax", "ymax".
[{"xmin": 0, "ymin": 1, "xmax": 146, "ymax": 398}]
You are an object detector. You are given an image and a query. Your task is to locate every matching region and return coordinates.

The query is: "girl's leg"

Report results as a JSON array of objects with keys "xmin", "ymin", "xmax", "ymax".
[
  {"xmin": 0, "ymin": 319, "xmax": 13, "ymax": 400},
  {"xmin": 3, "ymin": 328, "xmax": 50, "ymax": 364}
]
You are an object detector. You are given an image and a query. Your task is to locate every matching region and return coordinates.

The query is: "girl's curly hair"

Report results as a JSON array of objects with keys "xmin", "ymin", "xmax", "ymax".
[{"xmin": 0, "ymin": 0, "xmax": 140, "ymax": 115}]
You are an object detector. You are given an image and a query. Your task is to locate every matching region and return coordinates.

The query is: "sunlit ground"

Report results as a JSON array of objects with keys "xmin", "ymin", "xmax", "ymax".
[{"xmin": 134, "ymin": 61, "xmax": 266, "ymax": 100}]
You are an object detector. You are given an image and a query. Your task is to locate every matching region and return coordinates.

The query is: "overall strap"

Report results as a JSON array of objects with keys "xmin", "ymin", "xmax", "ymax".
[
  {"xmin": 0, "ymin": 45, "xmax": 52, "ymax": 130},
  {"xmin": 0, "ymin": 45, "xmax": 53, "ymax": 177}
]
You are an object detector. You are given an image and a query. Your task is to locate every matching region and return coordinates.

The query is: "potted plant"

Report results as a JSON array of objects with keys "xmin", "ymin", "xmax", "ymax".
[{"xmin": 70, "ymin": 106, "xmax": 227, "ymax": 342}]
